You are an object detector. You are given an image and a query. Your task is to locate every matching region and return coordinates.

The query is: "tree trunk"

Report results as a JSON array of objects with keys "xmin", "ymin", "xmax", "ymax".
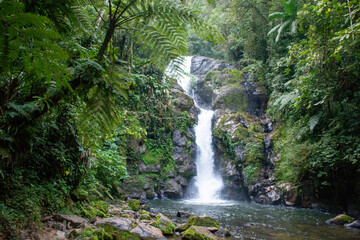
[{"xmin": 96, "ymin": 21, "xmax": 116, "ymax": 61}]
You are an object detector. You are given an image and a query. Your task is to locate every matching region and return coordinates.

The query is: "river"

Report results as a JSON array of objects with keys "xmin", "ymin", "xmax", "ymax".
[{"xmin": 147, "ymin": 199, "xmax": 360, "ymax": 239}]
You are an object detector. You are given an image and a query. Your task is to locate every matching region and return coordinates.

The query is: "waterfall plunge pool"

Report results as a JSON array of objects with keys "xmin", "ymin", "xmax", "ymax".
[{"xmin": 146, "ymin": 199, "xmax": 360, "ymax": 240}]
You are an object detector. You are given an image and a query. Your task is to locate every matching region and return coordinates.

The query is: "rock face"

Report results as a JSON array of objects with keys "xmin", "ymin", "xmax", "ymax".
[
  {"xmin": 190, "ymin": 56, "xmax": 294, "ymax": 205},
  {"xmin": 119, "ymin": 76, "xmax": 197, "ymax": 200}
]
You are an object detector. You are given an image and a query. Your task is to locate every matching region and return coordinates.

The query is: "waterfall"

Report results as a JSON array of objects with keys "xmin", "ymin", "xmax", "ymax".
[{"xmin": 173, "ymin": 56, "xmax": 224, "ymax": 202}]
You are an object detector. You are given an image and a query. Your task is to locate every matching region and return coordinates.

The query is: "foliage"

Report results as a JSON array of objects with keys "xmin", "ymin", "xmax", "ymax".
[{"xmin": 268, "ymin": 0, "xmax": 298, "ymax": 43}]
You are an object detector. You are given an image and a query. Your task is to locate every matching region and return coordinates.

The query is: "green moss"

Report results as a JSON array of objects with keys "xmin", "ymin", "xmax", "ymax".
[
  {"xmin": 90, "ymin": 200, "xmax": 109, "ymax": 215},
  {"xmin": 128, "ymin": 199, "xmax": 141, "ymax": 211},
  {"xmin": 142, "ymin": 149, "xmax": 161, "ymax": 165},
  {"xmin": 187, "ymin": 216, "xmax": 220, "ymax": 229},
  {"xmin": 214, "ymin": 87, "xmax": 248, "ymax": 111},
  {"xmin": 140, "ymin": 214, "xmax": 151, "ymax": 220},
  {"xmin": 112, "ymin": 230, "xmax": 141, "ymax": 240},
  {"xmin": 243, "ymin": 164, "xmax": 261, "ymax": 185},
  {"xmin": 76, "ymin": 227, "xmax": 112, "ymax": 240},
  {"xmin": 243, "ymin": 141, "xmax": 264, "ymax": 164},
  {"xmin": 71, "ymin": 188, "xmax": 90, "ymax": 202},
  {"xmin": 204, "ymin": 70, "xmax": 220, "ymax": 83},
  {"xmin": 338, "ymin": 215, "xmax": 355, "ymax": 223},
  {"xmin": 140, "ymin": 210, "xmax": 150, "ymax": 215},
  {"xmin": 80, "ymin": 204, "xmax": 96, "ymax": 218},
  {"xmin": 151, "ymin": 214, "xmax": 176, "ymax": 235},
  {"xmin": 182, "ymin": 227, "xmax": 216, "ymax": 240}
]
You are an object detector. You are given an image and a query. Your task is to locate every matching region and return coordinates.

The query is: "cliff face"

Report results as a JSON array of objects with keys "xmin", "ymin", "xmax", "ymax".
[
  {"xmin": 191, "ymin": 56, "xmax": 297, "ymax": 205},
  {"xmin": 120, "ymin": 82, "xmax": 197, "ymax": 200}
]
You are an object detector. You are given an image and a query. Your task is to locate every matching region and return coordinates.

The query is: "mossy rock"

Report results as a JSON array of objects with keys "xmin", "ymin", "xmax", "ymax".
[
  {"xmin": 182, "ymin": 226, "xmax": 218, "ymax": 240},
  {"xmin": 187, "ymin": 215, "xmax": 220, "ymax": 229},
  {"xmin": 80, "ymin": 204, "xmax": 97, "ymax": 218},
  {"xmin": 213, "ymin": 86, "xmax": 247, "ymax": 111},
  {"xmin": 140, "ymin": 214, "xmax": 151, "ymax": 220},
  {"xmin": 71, "ymin": 188, "xmax": 90, "ymax": 202},
  {"xmin": 90, "ymin": 200, "xmax": 109, "ymax": 217},
  {"xmin": 151, "ymin": 213, "xmax": 176, "ymax": 235},
  {"xmin": 71, "ymin": 227, "xmax": 112, "ymax": 240},
  {"xmin": 128, "ymin": 199, "xmax": 141, "ymax": 211},
  {"xmin": 112, "ymin": 230, "xmax": 141, "ymax": 240},
  {"xmin": 326, "ymin": 214, "xmax": 355, "ymax": 225}
]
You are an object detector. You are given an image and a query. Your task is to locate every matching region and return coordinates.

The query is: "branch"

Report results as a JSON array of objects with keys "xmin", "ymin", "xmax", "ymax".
[
  {"xmin": 90, "ymin": 0, "xmax": 106, "ymax": 25},
  {"xmin": 115, "ymin": 0, "xmax": 138, "ymax": 22}
]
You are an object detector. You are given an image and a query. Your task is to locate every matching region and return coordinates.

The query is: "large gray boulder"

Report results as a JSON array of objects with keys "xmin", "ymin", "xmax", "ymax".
[{"xmin": 95, "ymin": 217, "xmax": 132, "ymax": 230}]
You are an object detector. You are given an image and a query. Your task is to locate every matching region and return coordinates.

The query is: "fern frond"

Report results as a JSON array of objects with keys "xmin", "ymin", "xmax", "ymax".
[{"xmin": 309, "ymin": 113, "xmax": 322, "ymax": 131}]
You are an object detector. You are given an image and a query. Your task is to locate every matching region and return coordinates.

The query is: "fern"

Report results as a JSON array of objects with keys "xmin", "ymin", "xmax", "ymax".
[
  {"xmin": 308, "ymin": 113, "xmax": 322, "ymax": 132},
  {"xmin": 273, "ymin": 91, "xmax": 298, "ymax": 110}
]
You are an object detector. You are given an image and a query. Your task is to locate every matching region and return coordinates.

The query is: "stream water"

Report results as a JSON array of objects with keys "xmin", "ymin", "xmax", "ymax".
[
  {"xmin": 147, "ymin": 199, "xmax": 360, "ymax": 240},
  {"xmin": 159, "ymin": 56, "xmax": 360, "ymax": 239}
]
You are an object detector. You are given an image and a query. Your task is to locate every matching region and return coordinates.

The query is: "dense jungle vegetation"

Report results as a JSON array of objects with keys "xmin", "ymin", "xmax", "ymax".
[
  {"xmin": 188, "ymin": 0, "xmax": 360, "ymax": 210},
  {"xmin": 1, "ymin": 0, "xmax": 360, "ymax": 237}
]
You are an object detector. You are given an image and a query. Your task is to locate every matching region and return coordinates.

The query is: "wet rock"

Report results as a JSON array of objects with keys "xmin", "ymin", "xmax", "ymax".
[
  {"xmin": 95, "ymin": 217, "xmax": 132, "ymax": 230},
  {"xmin": 278, "ymin": 183, "xmax": 298, "ymax": 206},
  {"xmin": 130, "ymin": 223, "xmax": 167, "ymax": 240},
  {"xmin": 177, "ymin": 211, "xmax": 194, "ymax": 219},
  {"xmin": 191, "ymin": 56, "xmax": 235, "ymax": 76},
  {"xmin": 217, "ymin": 228, "xmax": 231, "ymax": 237},
  {"xmin": 53, "ymin": 214, "xmax": 86, "ymax": 228},
  {"xmin": 345, "ymin": 220, "xmax": 360, "ymax": 228},
  {"xmin": 326, "ymin": 214, "xmax": 355, "ymax": 226},
  {"xmin": 182, "ymin": 226, "xmax": 218, "ymax": 240}
]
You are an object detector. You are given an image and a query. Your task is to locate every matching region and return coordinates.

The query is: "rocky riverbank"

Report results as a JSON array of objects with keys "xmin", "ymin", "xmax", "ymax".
[{"xmin": 20, "ymin": 200, "xmax": 230, "ymax": 240}]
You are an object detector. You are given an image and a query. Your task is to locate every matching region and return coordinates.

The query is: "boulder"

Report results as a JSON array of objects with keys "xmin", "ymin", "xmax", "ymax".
[
  {"xmin": 172, "ymin": 88, "xmax": 194, "ymax": 112},
  {"xmin": 191, "ymin": 56, "xmax": 235, "ymax": 76},
  {"xmin": 325, "ymin": 214, "xmax": 355, "ymax": 226},
  {"xmin": 177, "ymin": 211, "xmax": 194, "ymax": 219},
  {"xmin": 345, "ymin": 220, "xmax": 360, "ymax": 229},
  {"xmin": 163, "ymin": 179, "xmax": 183, "ymax": 198},
  {"xmin": 182, "ymin": 226, "xmax": 218, "ymax": 240},
  {"xmin": 130, "ymin": 223, "xmax": 167, "ymax": 240},
  {"xmin": 95, "ymin": 217, "xmax": 132, "ymax": 231},
  {"xmin": 151, "ymin": 213, "xmax": 176, "ymax": 235},
  {"xmin": 187, "ymin": 215, "xmax": 220, "ymax": 230},
  {"xmin": 53, "ymin": 214, "xmax": 87, "ymax": 228}
]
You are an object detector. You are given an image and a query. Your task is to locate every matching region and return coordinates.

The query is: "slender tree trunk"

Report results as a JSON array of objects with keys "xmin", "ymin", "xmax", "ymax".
[{"xmin": 96, "ymin": 18, "xmax": 117, "ymax": 61}]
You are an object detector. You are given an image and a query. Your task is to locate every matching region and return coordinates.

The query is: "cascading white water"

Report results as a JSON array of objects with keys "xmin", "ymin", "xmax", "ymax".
[{"xmin": 174, "ymin": 56, "xmax": 224, "ymax": 202}]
